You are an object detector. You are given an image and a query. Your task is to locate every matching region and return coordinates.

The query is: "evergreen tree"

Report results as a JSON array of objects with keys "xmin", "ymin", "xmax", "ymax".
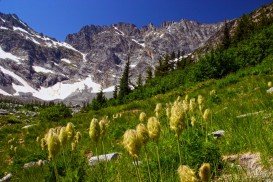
[
  {"xmin": 162, "ymin": 54, "xmax": 172, "ymax": 73},
  {"xmin": 154, "ymin": 57, "xmax": 164, "ymax": 77},
  {"xmin": 234, "ymin": 14, "xmax": 254, "ymax": 42},
  {"xmin": 258, "ymin": 9, "xmax": 272, "ymax": 28},
  {"xmin": 170, "ymin": 51, "xmax": 176, "ymax": 60},
  {"xmin": 155, "ymin": 53, "xmax": 175, "ymax": 76},
  {"xmin": 118, "ymin": 59, "xmax": 131, "ymax": 100},
  {"xmin": 177, "ymin": 56, "xmax": 192, "ymax": 70},
  {"xmin": 222, "ymin": 20, "xmax": 231, "ymax": 49},
  {"xmin": 113, "ymin": 85, "xmax": 118, "ymax": 99},
  {"xmin": 90, "ymin": 87, "xmax": 107, "ymax": 110},
  {"xmin": 136, "ymin": 74, "xmax": 143, "ymax": 88},
  {"xmin": 177, "ymin": 50, "xmax": 181, "ymax": 59},
  {"xmin": 146, "ymin": 66, "xmax": 153, "ymax": 82},
  {"xmin": 96, "ymin": 88, "xmax": 107, "ymax": 104}
]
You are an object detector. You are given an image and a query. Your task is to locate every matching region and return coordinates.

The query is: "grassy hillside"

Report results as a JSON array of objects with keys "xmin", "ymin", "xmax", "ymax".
[{"xmin": 1, "ymin": 54, "xmax": 273, "ymax": 181}]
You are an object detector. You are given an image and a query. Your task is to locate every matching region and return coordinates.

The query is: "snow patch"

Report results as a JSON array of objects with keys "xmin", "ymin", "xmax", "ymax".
[
  {"xmin": 130, "ymin": 64, "xmax": 137, "ymax": 68},
  {"xmin": 32, "ymin": 34, "xmax": 79, "ymax": 52},
  {"xmin": 0, "ymin": 18, "xmax": 6, "ymax": 22},
  {"xmin": 13, "ymin": 26, "xmax": 29, "ymax": 34},
  {"xmin": 103, "ymin": 86, "xmax": 115, "ymax": 92},
  {"xmin": 113, "ymin": 26, "xmax": 125, "ymax": 36},
  {"xmin": 132, "ymin": 39, "xmax": 145, "ymax": 47},
  {"xmin": 183, "ymin": 53, "xmax": 192, "ymax": 58},
  {"xmin": 33, "ymin": 76, "xmax": 101, "ymax": 100},
  {"xmin": 82, "ymin": 53, "xmax": 88, "ymax": 62},
  {"xmin": 19, "ymin": 20, "xmax": 28, "ymax": 27},
  {"xmin": 57, "ymin": 42, "xmax": 80, "ymax": 52},
  {"xmin": 0, "ymin": 26, "xmax": 8, "ymax": 30},
  {"xmin": 61, "ymin": 58, "xmax": 71, "ymax": 64},
  {"xmin": 173, "ymin": 58, "xmax": 178, "ymax": 62},
  {"xmin": 0, "ymin": 66, "xmax": 37, "ymax": 95},
  {"xmin": 0, "ymin": 66, "xmax": 113, "ymax": 101},
  {"xmin": 33, "ymin": 66, "xmax": 54, "ymax": 74},
  {"xmin": 0, "ymin": 47, "xmax": 22, "ymax": 64},
  {"xmin": 26, "ymin": 36, "xmax": 40, "ymax": 45}
]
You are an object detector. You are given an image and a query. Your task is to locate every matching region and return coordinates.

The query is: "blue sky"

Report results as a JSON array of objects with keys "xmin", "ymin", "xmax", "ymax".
[{"xmin": 0, "ymin": 0, "xmax": 272, "ymax": 41}]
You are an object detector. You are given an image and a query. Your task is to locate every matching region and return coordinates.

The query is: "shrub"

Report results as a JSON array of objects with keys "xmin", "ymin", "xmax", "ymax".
[
  {"xmin": 180, "ymin": 127, "xmax": 222, "ymax": 176},
  {"xmin": 39, "ymin": 104, "xmax": 72, "ymax": 122}
]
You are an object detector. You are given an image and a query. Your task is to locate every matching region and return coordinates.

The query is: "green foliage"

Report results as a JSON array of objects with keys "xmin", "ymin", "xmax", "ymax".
[
  {"xmin": 2, "ymin": 6, "xmax": 273, "ymax": 181},
  {"xmin": 89, "ymin": 88, "xmax": 108, "ymax": 110},
  {"xmin": 46, "ymin": 149, "xmax": 90, "ymax": 181},
  {"xmin": 190, "ymin": 23, "xmax": 273, "ymax": 82},
  {"xmin": 136, "ymin": 73, "xmax": 143, "ymax": 88},
  {"xmin": 39, "ymin": 104, "xmax": 72, "ymax": 122},
  {"xmin": 221, "ymin": 21, "xmax": 231, "ymax": 49},
  {"xmin": 177, "ymin": 56, "xmax": 192, "ymax": 70},
  {"xmin": 180, "ymin": 128, "xmax": 222, "ymax": 174},
  {"xmin": 2, "ymin": 55, "xmax": 273, "ymax": 181},
  {"xmin": 233, "ymin": 14, "xmax": 254, "ymax": 42},
  {"xmin": 96, "ymin": 88, "xmax": 107, "ymax": 104},
  {"xmin": 155, "ymin": 53, "xmax": 174, "ymax": 77},
  {"xmin": 113, "ymin": 85, "xmax": 118, "ymax": 99},
  {"xmin": 146, "ymin": 66, "xmax": 153, "ymax": 82},
  {"xmin": 118, "ymin": 60, "xmax": 131, "ymax": 101},
  {"xmin": 5, "ymin": 115, "xmax": 21, "ymax": 124}
]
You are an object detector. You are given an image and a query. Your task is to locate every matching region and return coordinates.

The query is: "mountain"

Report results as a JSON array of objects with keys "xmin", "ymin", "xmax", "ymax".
[
  {"xmin": 0, "ymin": 12, "xmax": 224, "ymax": 103},
  {"xmin": 0, "ymin": 13, "xmax": 107, "ymax": 103},
  {"xmin": 65, "ymin": 21, "xmax": 223, "ymax": 86}
]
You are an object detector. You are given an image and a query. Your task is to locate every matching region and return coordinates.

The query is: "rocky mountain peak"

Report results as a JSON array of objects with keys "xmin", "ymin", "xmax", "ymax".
[
  {"xmin": 65, "ymin": 25, "xmax": 105, "ymax": 52},
  {"xmin": 112, "ymin": 22, "xmax": 140, "ymax": 36},
  {"xmin": 0, "ymin": 13, "xmax": 31, "ymax": 32},
  {"xmin": 160, "ymin": 21, "xmax": 175, "ymax": 28},
  {"xmin": 0, "ymin": 11, "xmax": 224, "ymax": 104}
]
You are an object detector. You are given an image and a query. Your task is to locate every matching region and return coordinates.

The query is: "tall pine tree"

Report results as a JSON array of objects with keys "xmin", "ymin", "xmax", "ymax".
[
  {"xmin": 91, "ymin": 87, "xmax": 107, "ymax": 110},
  {"xmin": 154, "ymin": 57, "xmax": 164, "ymax": 77},
  {"xmin": 222, "ymin": 20, "xmax": 231, "ymax": 49},
  {"xmin": 162, "ymin": 54, "xmax": 172, "ymax": 74},
  {"xmin": 234, "ymin": 14, "xmax": 254, "ymax": 42},
  {"xmin": 113, "ymin": 85, "xmax": 118, "ymax": 99},
  {"xmin": 177, "ymin": 50, "xmax": 181, "ymax": 59},
  {"xmin": 136, "ymin": 73, "xmax": 143, "ymax": 88},
  {"xmin": 118, "ymin": 58, "xmax": 131, "ymax": 100},
  {"xmin": 96, "ymin": 88, "xmax": 106, "ymax": 104},
  {"xmin": 170, "ymin": 51, "xmax": 176, "ymax": 60},
  {"xmin": 146, "ymin": 66, "xmax": 153, "ymax": 82}
]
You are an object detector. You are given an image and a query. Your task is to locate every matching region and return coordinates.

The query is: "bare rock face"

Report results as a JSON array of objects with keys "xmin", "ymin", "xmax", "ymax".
[
  {"xmin": 65, "ymin": 20, "xmax": 223, "ymax": 86},
  {"xmin": 0, "ymin": 12, "xmax": 223, "ymax": 102},
  {"xmin": 0, "ymin": 13, "xmax": 90, "ymax": 100}
]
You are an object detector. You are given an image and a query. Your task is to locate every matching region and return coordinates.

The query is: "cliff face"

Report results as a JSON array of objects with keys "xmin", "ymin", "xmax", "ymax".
[
  {"xmin": 0, "ymin": 12, "xmax": 223, "ymax": 102},
  {"xmin": 65, "ymin": 20, "xmax": 223, "ymax": 86}
]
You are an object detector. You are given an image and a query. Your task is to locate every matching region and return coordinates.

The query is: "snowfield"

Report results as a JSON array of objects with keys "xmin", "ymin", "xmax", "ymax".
[
  {"xmin": 0, "ymin": 66, "xmax": 114, "ymax": 101},
  {"xmin": 33, "ymin": 66, "xmax": 54, "ymax": 74},
  {"xmin": 13, "ymin": 26, "xmax": 30, "ymax": 34},
  {"xmin": 0, "ymin": 47, "xmax": 23, "ymax": 64},
  {"xmin": 61, "ymin": 58, "xmax": 72, "ymax": 64}
]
